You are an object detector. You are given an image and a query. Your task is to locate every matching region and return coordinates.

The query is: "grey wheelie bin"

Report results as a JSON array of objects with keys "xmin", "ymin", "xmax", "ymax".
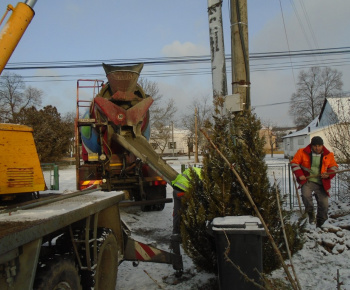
[{"xmin": 212, "ymin": 216, "xmax": 266, "ymax": 290}]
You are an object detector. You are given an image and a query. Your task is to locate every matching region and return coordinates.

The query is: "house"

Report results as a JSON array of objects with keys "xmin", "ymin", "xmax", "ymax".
[{"xmin": 282, "ymin": 96, "xmax": 349, "ymax": 159}]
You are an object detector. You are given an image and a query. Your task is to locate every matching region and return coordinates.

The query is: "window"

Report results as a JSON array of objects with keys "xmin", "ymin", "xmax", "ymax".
[{"xmin": 168, "ymin": 142, "xmax": 176, "ymax": 149}]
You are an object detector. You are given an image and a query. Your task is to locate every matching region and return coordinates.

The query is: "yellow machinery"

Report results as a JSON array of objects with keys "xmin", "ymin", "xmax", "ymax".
[
  {"xmin": 0, "ymin": 0, "xmax": 36, "ymax": 75},
  {"xmin": 0, "ymin": 2, "xmax": 45, "ymax": 200},
  {"xmin": 0, "ymin": 123, "xmax": 46, "ymax": 200}
]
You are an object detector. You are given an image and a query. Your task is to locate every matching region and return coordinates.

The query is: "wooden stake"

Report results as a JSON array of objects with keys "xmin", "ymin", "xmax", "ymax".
[
  {"xmin": 143, "ymin": 270, "xmax": 164, "ymax": 289},
  {"xmin": 306, "ymin": 168, "xmax": 350, "ymax": 179},
  {"xmin": 289, "ymin": 158, "xmax": 303, "ymax": 214},
  {"xmin": 273, "ymin": 172, "xmax": 302, "ymax": 290}
]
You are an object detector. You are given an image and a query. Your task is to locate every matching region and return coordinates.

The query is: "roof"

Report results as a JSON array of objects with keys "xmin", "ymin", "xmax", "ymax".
[
  {"xmin": 282, "ymin": 96, "xmax": 350, "ymax": 139},
  {"xmin": 282, "ymin": 117, "xmax": 320, "ymax": 139},
  {"xmin": 319, "ymin": 96, "xmax": 350, "ymax": 125}
]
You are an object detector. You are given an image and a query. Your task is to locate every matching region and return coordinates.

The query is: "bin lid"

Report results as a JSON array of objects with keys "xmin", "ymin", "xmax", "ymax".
[{"xmin": 212, "ymin": 215, "xmax": 264, "ymax": 232}]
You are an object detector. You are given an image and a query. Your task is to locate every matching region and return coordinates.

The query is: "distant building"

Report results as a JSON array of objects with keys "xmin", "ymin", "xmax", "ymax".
[
  {"xmin": 282, "ymin": 96, "xmax": 349, "ymax": 159},
  {"xmin": 259, "ymin": 126, "xmax": 277, "ymax": 151},
  {"xmin": 150, "ymin": 128, "xmax": 191, "ymax": 155}
]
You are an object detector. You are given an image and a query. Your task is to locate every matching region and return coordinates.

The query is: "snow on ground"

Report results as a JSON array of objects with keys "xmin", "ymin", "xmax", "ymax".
[
  {"xmin": 271, "ymin": 205, "xmax": 350, "ymax": 289},
  {"xmin": 56, "ymin": 155, "xmax": 350, "ymax": 289}
]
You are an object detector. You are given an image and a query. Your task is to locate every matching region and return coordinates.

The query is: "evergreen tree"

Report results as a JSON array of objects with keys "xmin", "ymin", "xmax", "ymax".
[
  {"xmin": 181, "ymin": 103, "xmax": 304, "ymax": 273},
  {"xmin": 12, "ymin": 105, "xmax": 73, "ymax": 162}
]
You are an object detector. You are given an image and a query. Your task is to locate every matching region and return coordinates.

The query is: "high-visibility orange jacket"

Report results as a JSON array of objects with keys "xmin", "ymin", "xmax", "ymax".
[{"xmin": 291, "ymin": 144, "xmax": 338, "ymax": 195}]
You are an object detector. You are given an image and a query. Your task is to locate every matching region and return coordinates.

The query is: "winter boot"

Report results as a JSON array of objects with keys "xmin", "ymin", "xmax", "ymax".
[
  {"xmin": 308, "ymin": 212, "xmax": 316, "ymax": 224},
  {"xmin": 316, "ymin": 219, "xmax": 325, "ymax": 228}
]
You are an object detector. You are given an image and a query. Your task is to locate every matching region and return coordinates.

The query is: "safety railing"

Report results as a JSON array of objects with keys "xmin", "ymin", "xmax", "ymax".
[{"xmin": 41, "ymin": 163, "xmax": 59, "ymax": 190}]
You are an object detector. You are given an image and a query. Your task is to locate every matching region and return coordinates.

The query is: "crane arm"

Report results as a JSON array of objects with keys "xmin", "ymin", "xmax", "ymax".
[{"xmin": 0, "ymin": 0, "xmax": 37, "ymax": 75}]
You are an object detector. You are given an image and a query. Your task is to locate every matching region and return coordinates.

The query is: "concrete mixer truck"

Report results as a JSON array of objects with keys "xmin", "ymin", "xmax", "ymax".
[{"xmin": 75, "ymin": 63, "xmax": 179, "ymax": 211}]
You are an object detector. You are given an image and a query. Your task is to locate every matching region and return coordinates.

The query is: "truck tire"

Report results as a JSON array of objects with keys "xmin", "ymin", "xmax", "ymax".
[
  {"xmin": 34, "ymin": 258, "xmax": 82, "ymax": 290},
  {"xmin": 141, "ymin": 185, "xmax": 167, "ymax": 212},
  {"xmin": 81, "ymin": 229, "xmax": 119, "ymax": 290}
]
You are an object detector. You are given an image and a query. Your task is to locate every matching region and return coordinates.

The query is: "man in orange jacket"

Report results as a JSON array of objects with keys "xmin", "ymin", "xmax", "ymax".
[{"xmin": 291, "ymin": 136, "xmax": 338, "ymax": 227}]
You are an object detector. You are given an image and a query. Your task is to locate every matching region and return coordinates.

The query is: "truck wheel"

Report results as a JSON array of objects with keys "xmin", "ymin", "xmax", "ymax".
[
  {"xmin": 141, "ymin": 186, "xmax": 166, "ymax": 212},
  {"xmin": 81, "ymin": 229, "xmax": 119, "ymax": 290},
  {"xmin": 34, "ymin": 258, "xmax": 82, "ymax": 290}
]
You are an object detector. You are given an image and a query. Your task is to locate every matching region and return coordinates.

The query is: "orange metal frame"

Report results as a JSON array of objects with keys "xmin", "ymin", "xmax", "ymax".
[{"xmin": 75, "ymin": 79, "xmax": 104, "ymax": 190}]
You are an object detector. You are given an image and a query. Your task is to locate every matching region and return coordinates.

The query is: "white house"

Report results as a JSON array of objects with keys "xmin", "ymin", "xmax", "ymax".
[{"xmin": 282, "ymin": 96, "xmax": 349, "ymax": 159}]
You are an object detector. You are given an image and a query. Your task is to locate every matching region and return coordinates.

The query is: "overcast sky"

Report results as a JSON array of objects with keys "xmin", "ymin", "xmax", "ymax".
[{"xmin": 2, "ymin": 0, "xmax": 350, "ymax": 127}]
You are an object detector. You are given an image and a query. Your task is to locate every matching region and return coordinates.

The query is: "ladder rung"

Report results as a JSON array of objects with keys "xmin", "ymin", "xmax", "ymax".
[{"xmin": 78, "ymin": 118, "xmax": 95, "ymax": 123}]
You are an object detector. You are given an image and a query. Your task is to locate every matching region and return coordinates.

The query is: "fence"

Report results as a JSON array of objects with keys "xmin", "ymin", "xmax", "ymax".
[
  {"xmin": 267, "ymin": 162, "xmax": 340, "ymax": 210},
  {"xmin": 181, "ymin": 161, "xmax": 341, "ymax": 210}
]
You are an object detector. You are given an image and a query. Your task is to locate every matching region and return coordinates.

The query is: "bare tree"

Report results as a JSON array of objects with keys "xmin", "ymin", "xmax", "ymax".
[
  {"xmin": 261, "ymin": 119, "xmax": 277, "ymax": 157},
  {"xmin": 324, "ymin": 97, "xmax": 350, "ymax": 161},
  {"xmin": 324, "ymin": 97, "xmax": 350, "ymax": 200},
  {"xmin": 138, "ymin": 78, "xmax": 177, "ymax": 154},
  {"xmin": 289, "ymin": 67, "xmax": 343, "ymax": 129},
  {"xmin": 0, "ymin": 72, "xmax": 42, "ymax": 123},
  {"xmin": 150, "ymin": 124, "xmax": 172, "ymax": 155},
  {"xmin": 182, "ymin": 95, "xmax": 214, "ymax": 154}
]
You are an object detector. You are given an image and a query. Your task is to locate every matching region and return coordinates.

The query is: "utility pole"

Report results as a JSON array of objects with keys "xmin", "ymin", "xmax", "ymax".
[
  {"xmin": 208, "ymin": 0, "xmax": 228, "ymax": 98},
  {"xmin": 230, "ymin": 0, "xmax": 250, "ymax": 109},
  {"xmin": 171, "ymin": 121, "xmax": 174, "ymax": 157},
  {"xmin": 195, "ymin": 107, "xmax": 199, "ymax": 163}
]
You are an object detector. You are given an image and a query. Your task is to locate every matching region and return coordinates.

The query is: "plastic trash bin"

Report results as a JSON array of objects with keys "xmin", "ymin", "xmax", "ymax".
[{"xmin": 212, "ymin": 216, "xmax": 266, "ymax": 290}]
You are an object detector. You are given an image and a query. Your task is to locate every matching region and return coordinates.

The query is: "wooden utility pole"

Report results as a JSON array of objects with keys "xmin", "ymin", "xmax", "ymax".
[
  {"xmin": 230, "ymin": 0, "xmax": 250, "ymax": 109},
  {"xmin": 195, "ymin": 107, "xmax": 199, "ymax": 163},
  {"xmin": 171, "ymin": 121, "xmax": 174, "ymax": 157}
]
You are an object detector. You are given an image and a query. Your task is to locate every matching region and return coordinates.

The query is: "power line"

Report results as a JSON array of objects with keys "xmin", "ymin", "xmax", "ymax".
[
  {"xmin": 289, "ymin": 0, "xmax": 313, "ymax": 50},
  {"xmin": 4, "ymin": 47, "xmax": 350, "ymax": 70},
  {"xmin": 17, "ymin": 57, "xmax": 350, "ymax": 82},
  {"xmin": 297, "ymin": 0, "xmax": 320, "ymax": 50},
  {"xmin": 279, "ymin": 0, "xmax": 297, "ymax": 90},
  {"xmin": 2, "ymin": 47, "xmax": 350, "ymax": 83}
]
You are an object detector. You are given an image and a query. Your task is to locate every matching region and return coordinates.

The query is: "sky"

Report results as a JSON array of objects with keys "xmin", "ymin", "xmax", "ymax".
[
  {"xmin": 2, "ymin": 0, "xmax": 350, "ymax": 127},
  {"xmin": 50, "ymin": 155, "xmax": 350, "ymax": 289}
]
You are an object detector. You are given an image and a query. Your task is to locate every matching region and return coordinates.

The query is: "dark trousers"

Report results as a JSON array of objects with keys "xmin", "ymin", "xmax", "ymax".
[
  {"xmin": 301, "ymin": 181, "xmax": 329, "ymax": 224},
  {"xmin": 173, "ymin": 188, "xmax": 184, "ymax": 235}
]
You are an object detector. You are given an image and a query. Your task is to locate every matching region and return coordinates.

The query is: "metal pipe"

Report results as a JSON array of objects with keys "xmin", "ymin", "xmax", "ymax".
[
  {"xmin": 207, "ymin": 0, "xmax": 228, "ymax": 98},
  {"xmin": 119, "ymin": 198, "xmax": 173, "ymax": 208},
  {"xmin": 0, "ymin": 2, "xmax": 35, "ymax": 74},
  {"xmin": 24, "ymin": 0, "xmax": 37, "ymax": 9}
]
